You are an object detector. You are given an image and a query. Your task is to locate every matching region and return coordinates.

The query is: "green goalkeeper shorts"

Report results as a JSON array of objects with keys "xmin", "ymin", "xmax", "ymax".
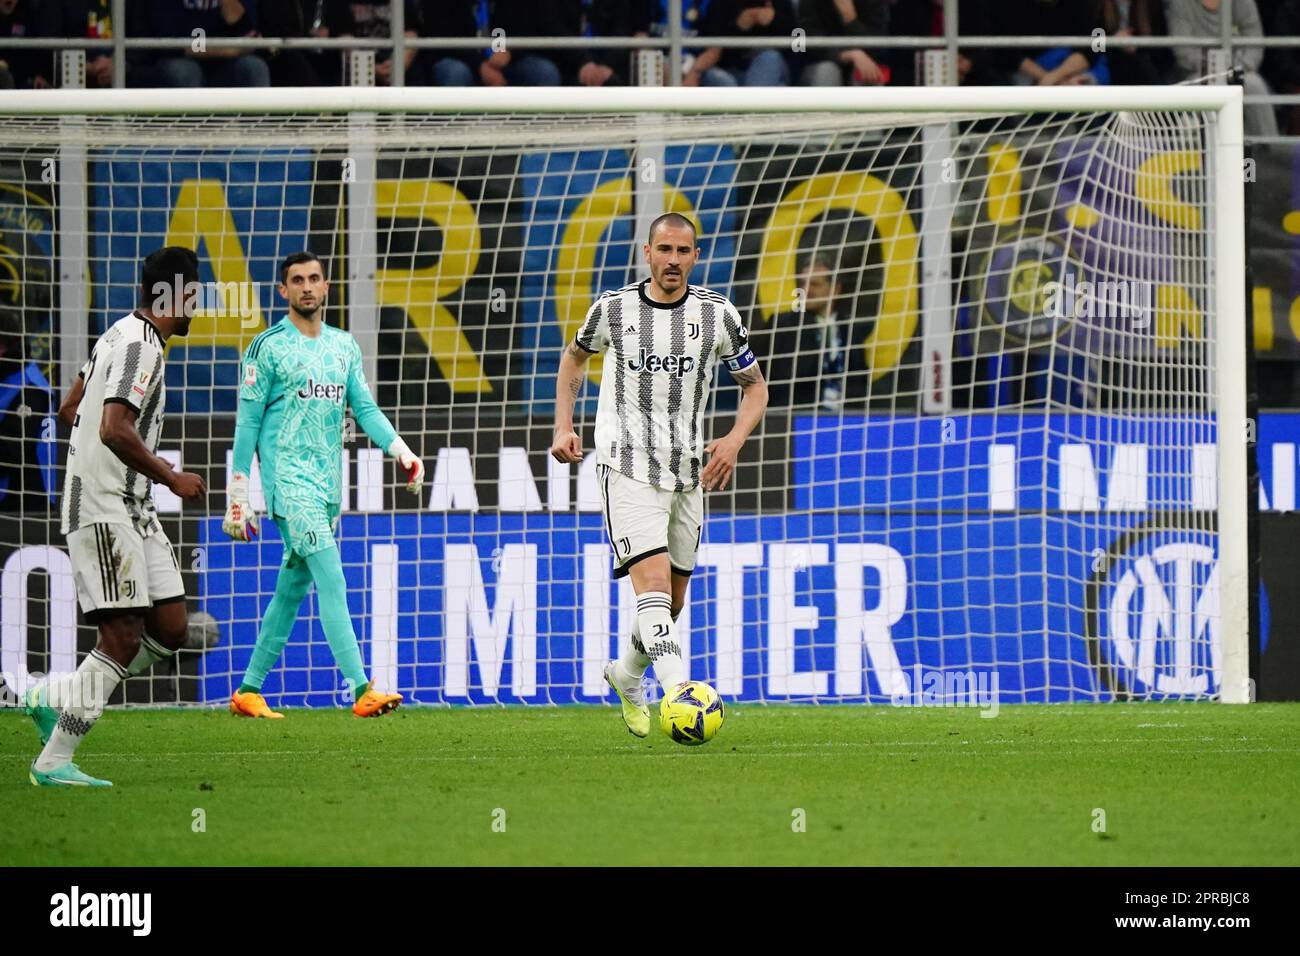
[{"xmin": 273, "ymin": 498, "xmax": 341, "ymax": 563}]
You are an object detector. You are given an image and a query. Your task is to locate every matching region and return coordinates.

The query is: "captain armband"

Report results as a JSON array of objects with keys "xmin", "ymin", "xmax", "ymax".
[{"xmin": 725, "ymin": 348, "xmax": 757, "ymax": 372}]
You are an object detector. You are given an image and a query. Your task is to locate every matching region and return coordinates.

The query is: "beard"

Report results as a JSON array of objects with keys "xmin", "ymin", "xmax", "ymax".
[
  {"xmin": 175, "ymin": 315, "xmax": 193, "ymax": 337},
  {"xmin": 295, "ymin": 298, "xmax": 323, "ymax": 318}
]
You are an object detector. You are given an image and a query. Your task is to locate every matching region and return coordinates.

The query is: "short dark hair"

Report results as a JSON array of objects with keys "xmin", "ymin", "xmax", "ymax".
[
  {"xmin": 647, "ymin": 212, "xmax": 698, "ymax": 245},
  {"xmin": 140, "ymin": 246, "xmax": 198, "ymax": 305},
  {"xmin": 799, "ymin": 251, "xmax": 840, "ymax": 277},
  {"xmin": 280, "ymin": 251, "xmax": 325, "ymax": 283}
]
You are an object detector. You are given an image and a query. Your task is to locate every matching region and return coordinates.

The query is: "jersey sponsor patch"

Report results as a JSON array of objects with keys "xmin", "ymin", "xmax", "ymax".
[
  {"xmin": 244, "ymin": 364, "xmax": 257, "ymax": 386},
  {"xmin": 297, "ymin": 377, "xmax": 344, "ymax": 402},
  {"xmin": 627, "ymin": 347, "xmax": 696, "ymax": 378},
  {"xmin": 132, "ymin": 370, "xmax": 150, "ymax": 397}
]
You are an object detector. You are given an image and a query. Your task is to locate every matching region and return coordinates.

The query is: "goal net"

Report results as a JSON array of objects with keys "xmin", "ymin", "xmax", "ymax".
[{"xmin": 0, "ymin": 87, "xmax": 1249, "ymax": 708}]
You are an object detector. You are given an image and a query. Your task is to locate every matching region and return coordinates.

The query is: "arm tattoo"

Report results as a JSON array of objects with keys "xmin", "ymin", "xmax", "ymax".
[
  {"xmin": 567, "ymin": 374, "xmax": 584, "ymax": 400},
  {"xmin": 565, "ymin": 340, "xmax": 587, "ymax": 360},
  {"xmin": 733, "ymin": 365, "xmax": 765, "ymax": 388}
]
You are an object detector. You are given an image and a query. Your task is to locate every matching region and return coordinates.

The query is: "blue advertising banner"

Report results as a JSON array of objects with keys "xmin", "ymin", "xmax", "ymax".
[{"xmin": 197, "ymin": 412, "xmax": 1235, "ymax": 707}]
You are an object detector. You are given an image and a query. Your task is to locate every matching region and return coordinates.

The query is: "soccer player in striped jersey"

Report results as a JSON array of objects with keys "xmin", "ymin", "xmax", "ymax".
[
  {"xmin": 223, "ymin": 252, "xmax": 424, "ymax": 718},
  {"xmin": 24, "ymin": 246, "xmax": 208, "ymax": 787},
  {"xmin": 550, "ymin": 213, "xmax": 768, "ymax": 737}
]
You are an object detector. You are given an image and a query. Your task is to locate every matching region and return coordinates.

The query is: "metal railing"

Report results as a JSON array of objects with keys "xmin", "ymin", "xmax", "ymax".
[{"xmin": 0, "ymin": 0, "xmax": 1292, "ymax": 108}]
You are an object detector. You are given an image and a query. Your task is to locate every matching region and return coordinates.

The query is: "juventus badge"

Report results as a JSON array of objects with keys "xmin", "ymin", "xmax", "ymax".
[
  {"xmin": 618, "ymin": 536, "xmax": 631, "ymax": 555},
  {"xmin": 688, "ymin": 321, "xmax": 700, "ymax": 340}
]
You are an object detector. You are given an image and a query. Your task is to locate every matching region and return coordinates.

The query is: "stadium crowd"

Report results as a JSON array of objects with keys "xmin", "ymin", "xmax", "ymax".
[{"xmin": 0, "ymin": 2, "xmax": 1297, "ymax": 131}]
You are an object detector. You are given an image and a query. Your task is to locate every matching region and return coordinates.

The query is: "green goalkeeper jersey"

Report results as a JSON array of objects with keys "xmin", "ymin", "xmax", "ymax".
[{"xmin": 232, "ymin": 316, "xmax": 397, "ymax": 517}]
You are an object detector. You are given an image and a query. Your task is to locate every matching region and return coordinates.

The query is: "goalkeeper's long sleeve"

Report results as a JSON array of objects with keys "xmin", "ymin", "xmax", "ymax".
[
  {"xmin": 345, "ymin": 342, "xmax": 398, "ymax": 453},
  {"xmin": 232, "ymin": 392, "xmax": 264, "ymax": 478}
]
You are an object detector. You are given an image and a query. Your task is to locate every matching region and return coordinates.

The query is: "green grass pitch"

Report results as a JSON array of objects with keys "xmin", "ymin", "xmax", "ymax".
[{"xmin": 3, "ymin": 703, "xmax": 1298, "ymax": 866}]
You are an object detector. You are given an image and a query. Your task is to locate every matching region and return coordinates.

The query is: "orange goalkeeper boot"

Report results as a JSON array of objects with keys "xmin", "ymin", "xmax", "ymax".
[
  {"xmin": 230, "ymin": 690, "xmax": 285, "ymax": 719},
  {"xmin": 353, "ymin": 686, "xmax": 402, "ymax": 717}
]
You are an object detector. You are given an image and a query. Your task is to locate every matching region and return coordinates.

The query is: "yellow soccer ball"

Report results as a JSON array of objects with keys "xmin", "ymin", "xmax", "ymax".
[{"xmin": 659, "ymin": 681, "xmax": 725, "ymax": 746}]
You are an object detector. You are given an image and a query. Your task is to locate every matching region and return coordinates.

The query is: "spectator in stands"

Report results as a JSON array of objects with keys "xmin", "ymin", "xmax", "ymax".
[
  {"xmin": 1165, "ymin": 0, "xmax": 1278, "ymax": 136},
  {"xmin": 689, "ymin": 1, "xmax": 797, "ymax": 87},
  {"xmin": 0, "ymin": 309, "xmax": 55, "ymax": 515},
  {"xmin": 646, "ymin": 0, "xmax": 708, "ymax": 83},
  {"xmin": 0, "ymin": 0, "xmax": 42, "ymax": 89},
  {"xmin": 578, "ymin": 0, "xmax": 652, "ymax": 87},
  {"xmin": 481, "ymin": 0, "xmax": 579, "ymax": 86},
  {"xmin": 333, "ymin": 0, "xmax": 423, "ymax": 86},
  {"xmin": 798, "ymin": 0, "xmax": 890, "ymax": 87},
  {"xmin": 753, "ymin": 254, "xmax": 870, "ymax": 410},
  {"xmin": 423, "ymin": 0, "xmax": 479, "ymax": 86},
  {"xmin": 1096, "ymin": 0, "xmax": 1168, "ymax": 85},
  {"xmin": 1260, "ymin": 0, "xmax": 1300, "ymax": 133},
  {"xmin": 259, "ymin": 0, "xmax": 351, "ymax": 86},
  {"xmin": 651, "ymin": 0, "xmax": 710, "ymax": 35},
  {"xmin": 129, "ymin": 0, "xmax": 271, "ymax": 88},
  {"xmin": 34, "ymin": 0, "xmax": 116, "ymax": 89},
  {"xmin": 887, "ymin": 0, "xmax": 1003, "ymax": 86},
  {"xmin": 993, "ymin": 0, "xmax": 1109, "ymax": 86}
]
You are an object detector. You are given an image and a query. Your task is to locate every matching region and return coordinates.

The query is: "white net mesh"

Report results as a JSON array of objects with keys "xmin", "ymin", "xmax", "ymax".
[{"xmin": 0, "ymin": 100, "xmax": 1236, "ymax": 707}]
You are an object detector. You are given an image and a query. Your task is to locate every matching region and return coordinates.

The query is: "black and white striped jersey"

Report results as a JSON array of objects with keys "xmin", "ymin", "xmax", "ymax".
[
  {"xmin": 61, "ymin": 311, "xmax": 168, "ymax": 535},
  {"xmin": 575, "ymin": 279, "xmax": 756, "ymax": 492}
]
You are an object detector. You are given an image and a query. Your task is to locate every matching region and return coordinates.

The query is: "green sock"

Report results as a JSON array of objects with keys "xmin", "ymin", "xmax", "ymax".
[
  {"xmin": 304, "ymin": 546, "xmax": 368, "ymax": 696},
  {"xmin": 239, "ymin": 559, "xmax": 313, "ymax": 693},
  {"xmin": 354, "ymin": 681, "xmax": 370, "ymax": 701}
]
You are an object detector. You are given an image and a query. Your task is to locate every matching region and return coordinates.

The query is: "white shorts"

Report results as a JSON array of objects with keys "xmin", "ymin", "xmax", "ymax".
[
  {"xmin": 66, "ymin": 522, "xmax": 185, "ymax": 623},
  {"xmin": 597, "ymin": 464, "xmax": 703, "ymax": 579}
]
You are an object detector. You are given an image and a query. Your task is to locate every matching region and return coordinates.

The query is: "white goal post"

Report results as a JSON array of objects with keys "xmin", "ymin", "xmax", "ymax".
[{"xmin": 0, "ymin": 85, "xmax": 1250, "ymax": 706}]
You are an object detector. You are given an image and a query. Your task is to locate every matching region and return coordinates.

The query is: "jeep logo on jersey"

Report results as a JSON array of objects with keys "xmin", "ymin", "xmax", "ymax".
[
  {"xmin": 297, "ymin": 377, "xmax": 344, "ymax": 402},
  {"xmin": 627, "ymin": 348, "xmax": 696, "ymax": 378}
]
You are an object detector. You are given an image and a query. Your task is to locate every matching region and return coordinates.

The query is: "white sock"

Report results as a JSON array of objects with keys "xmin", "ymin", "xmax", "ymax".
[
  {"xmin": 128, "ymin": 633, "xmax": 175, "ymax": 677},
  {"xmin": 35, "ymin": 650, "xmax": 126, "ymax": 771},
  {"xmin": 620, "ymin": 617, "xmax": 652, "ymax": 680},
  {"xmin": 636, "ymin": 591, "xmax": 684, "ymax": 690}
]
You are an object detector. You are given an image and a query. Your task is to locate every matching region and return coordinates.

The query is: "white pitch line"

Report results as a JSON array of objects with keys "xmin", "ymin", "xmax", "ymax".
[{"xmin": 2, "ymin": 746, "xmax": 1296, "ymax": 763}]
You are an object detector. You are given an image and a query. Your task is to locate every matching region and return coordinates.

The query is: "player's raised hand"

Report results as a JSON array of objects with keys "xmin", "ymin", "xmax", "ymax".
[
  {"xmin": 550, "ymin": 429, "xmax": 583, "ymax": 464},
  {"xmin": 169, "ymin": 470, "xmax": 208, "ymax": 502},
  {"xmin": 222, "ymin": 471, "xmax": 258, "ymax": 541},
  {"xmin": 701, "ymin": 436, "xmax": 742, "ymax": 491}
]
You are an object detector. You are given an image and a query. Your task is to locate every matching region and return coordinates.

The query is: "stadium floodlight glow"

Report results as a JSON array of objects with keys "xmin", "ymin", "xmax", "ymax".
[{"xmin": 0, "ymin": 85, "xmax": 1248, "ymax": 706}]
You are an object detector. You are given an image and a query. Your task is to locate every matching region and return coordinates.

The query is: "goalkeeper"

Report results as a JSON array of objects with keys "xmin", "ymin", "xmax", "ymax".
[{"xmin": 224, "ymin": 252, "xmax": 424, "ymax": 718}]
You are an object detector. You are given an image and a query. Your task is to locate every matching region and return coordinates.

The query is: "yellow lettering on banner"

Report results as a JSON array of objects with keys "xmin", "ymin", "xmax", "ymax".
[
  {"xmin": 376, "ymin": 179, "xmax": 489, "ymax": 393},
  {"xmin": 1155, "ymin": 284, "xmax": 1203, "ymax": 349},
  {"xmin": 1288, "ymin": 292, "xmax": 1300, "ymax": 348},
  {"xmin": 1064, "ymin": 202, "xmax": 1102, "ymax": 230},
  {"xmin": 1253, "ymin": 286, "xmax": 1274, "ymax": 352},
  {"xmin": 555, "ymin": 178, "xmax": 694, "ymax": 384},
  {"xmin": 1135, "ymin": 151, "xmax": 1202, "ymax": 231},
  {"xmin": 757, "ymin": 171, "xmax": 918, "ymax": 382},
  {"xmin": 163, "ymin": 179, "xmax": 264, "ymax": 353},
  {"xmin": 986, "ymin": 144, "xmax": 1022, "ymax": 226}
]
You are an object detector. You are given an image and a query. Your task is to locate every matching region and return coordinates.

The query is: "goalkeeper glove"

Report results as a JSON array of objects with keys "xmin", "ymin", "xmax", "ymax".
[
  {"xmin": 222, "ymin": 472, "xmax": 260, "ymax": 541},
  {"xmin": 388, "ymin": 437, "xmax": 425, "ymax": 495}
]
